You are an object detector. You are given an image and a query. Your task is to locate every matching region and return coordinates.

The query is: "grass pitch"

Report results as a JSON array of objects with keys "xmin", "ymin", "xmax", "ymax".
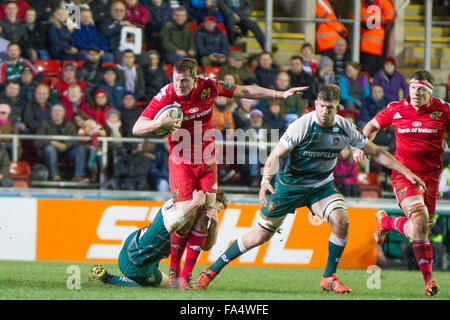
[{"xmin": 0, "ymin": 260, "xmax": 448, "ymax": 300}]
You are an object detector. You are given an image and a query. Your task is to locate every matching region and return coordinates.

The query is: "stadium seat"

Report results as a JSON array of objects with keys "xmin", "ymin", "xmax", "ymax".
[
  {"xmin": 102, "ymin": 62, "xmax": 116, "ymax": 68},
  {"xmin": 356, "ymin": 172, "xmax": 381, "ymax": 198},
  {"xmin": 187, "ymin": 22, "xmax": 197, "ymax": 34},
  {"xmin": 204, "ymin": 66, "xmax": 221, "ymax": 79},
  {"xmin": 41, "ymin": 77, "xmax": 60, "ymax": 88},
  {"xmin": 217, "ymin": 23, "xmax": 227, "ymax": 34},
  {"xmin": 9, "ymin": 161, "xmax": 31, "ymax": 188},
  {"xmin": 34, "ymin": 60, "xmax": 61, "ymax": 77},
  {"xmin": 229, "ymin": 45, "xmax": 242, "ymax": 52}
]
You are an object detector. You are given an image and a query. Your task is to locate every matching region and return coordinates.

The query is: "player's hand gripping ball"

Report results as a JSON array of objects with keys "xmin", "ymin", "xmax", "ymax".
[{"xmin": 153, "ymin": 103, "xmax": 183, "ymax": 137}]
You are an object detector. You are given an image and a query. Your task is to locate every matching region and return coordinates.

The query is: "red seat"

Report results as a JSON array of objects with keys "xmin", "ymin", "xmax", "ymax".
[
  {"xmin": 34, "ymin": 60, "xmax": 61, "ymax": 77},
  {"xmin": 102, "ymin": 62, "xmax": 116, "ymax": 68},
  {"xmin": 204, "ymin": 66, "xmax": 221, "ymax": 79},
  {"xmin": 229, "ymin": 45, "xmax": 241, "ymax": 52},
  {"xmin": 40, "ymin": 77, "xmax": 60, "ymax": 88},
  {"xmin": 9, "ymin": 161, "xmax": 31, "ymax": 188},
  {"xmin": 187, "ymin": 22, "xmax": 197, "ymax": 34},
  {"xmin": 217, "ymin": 23, "xmax": 226, "ymax": 34},
  {"xmin": 356, "ymin": 172, "xmax": 381, "ymax": 198}
]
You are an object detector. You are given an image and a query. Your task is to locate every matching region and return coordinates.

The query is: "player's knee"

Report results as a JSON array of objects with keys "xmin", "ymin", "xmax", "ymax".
[
  {"xmin": 329, "ymin": 209, "xmax": 349, "ymax": 236},
  {"xmin": 406, "ymin": 203, "xmax": 429, "ymax": 234}
]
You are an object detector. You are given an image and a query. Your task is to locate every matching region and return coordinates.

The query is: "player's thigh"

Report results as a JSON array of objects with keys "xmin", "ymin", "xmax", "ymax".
[
  {"xmin": 196, "ymin": 163, "xmax": 218, "ymax": 194},
  {"xmin": 129, "ymin": 264, "xmax": 163, "ymax": 287},
  {"xmin": 308, "ymin": 182, "xmax": 346, "ymax": 223},
  {"xmin": 169, "ymin": 160, "xmax": 196, "ymax": 201}
]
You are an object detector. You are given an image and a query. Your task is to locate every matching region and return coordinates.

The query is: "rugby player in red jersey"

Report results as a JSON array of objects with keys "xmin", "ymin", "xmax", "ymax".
[
  {"xmin": 354, "ymin": 70, "xmax": 450, "ymax": 296},
  {"xmin": 133, "ymin": 57, "xmax": 308, "ymax": 289}
]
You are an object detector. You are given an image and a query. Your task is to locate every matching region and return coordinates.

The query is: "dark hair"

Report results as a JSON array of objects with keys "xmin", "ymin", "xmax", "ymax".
[
  {"xmin": 317, "ymin": 84, "xmax": 341, "ymax": 102},
  {"xmin": 346, "ymin": 61, "xmax": 361, "ymax": 71},
  {"xmin": 174, "ymin": 57, "xmax": 198, "ymax": 77},
  {"xmin": 7, "ymin": 42, "xmax": 20, "ymax": 50},
  {"xmin": 290, "ymin": 55, "xmax": 303, "ymax": 63},
  {"xmin": 411, "ymin": 70, "xmax": 435, "ymax": 86},
  {"xmin": 301, "ymin": 42, "xmax": 313, "ymax": 52}
]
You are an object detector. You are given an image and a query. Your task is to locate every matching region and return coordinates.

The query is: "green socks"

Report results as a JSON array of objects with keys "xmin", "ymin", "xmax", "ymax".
[
  {"xmin": 209, "ymin": 238, "xmax": 248, "ymax": 274},
  {"xmin": 323, "ymin": 233, "xmax": 347, "ymax": 278}
]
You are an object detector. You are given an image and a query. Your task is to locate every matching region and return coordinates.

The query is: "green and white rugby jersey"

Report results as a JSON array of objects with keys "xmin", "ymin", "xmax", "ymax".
[{"xmin": 279, "ymin": 111, "xmax": 368, "ymax": 190}]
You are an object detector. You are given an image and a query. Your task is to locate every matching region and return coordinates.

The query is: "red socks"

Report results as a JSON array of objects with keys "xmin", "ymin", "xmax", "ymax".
[
  {"xmin": 412, "ymin": 240, "xmax": 434, "ymax": 284},
  {"xmin": 381, "ymin": 216, "xmax": 409, "ymax": 236},
  {"xmin": 170, "ymin": 232, "xmax": 188, "ymax": 276},
  {"xmin": 180, "ymin": 229, "xmax": 207, "ymax": 280}
]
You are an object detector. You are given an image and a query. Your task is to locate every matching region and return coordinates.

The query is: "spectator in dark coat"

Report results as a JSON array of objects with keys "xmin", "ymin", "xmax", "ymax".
[
  {"xmin": 0, "ymin": 1, "xmax": 29, "ymax": 54},
  {"xmin": 372, "ymin": 55, "xmax": 409, "ymax": 104},
  {"xmin": 232, "ymin": 97, "xmax": 252, "ymax": 130},
  {"xmin": 263, "ymin": 99, "xmax": 284, "ymax": 131},
  {"xmin": 219, "ymin": 51, "xmax": 255, "ymax": 85},
  {"xmin": 254, "ymin": 51, "xmax": 279, "ymax": 89},
  {"xmin": 27, "ymin": 0, "xmax": 59, "ymax": 24},
  {"xmin": 194, "ymin": 15, "xmax": 229, "ymax": 67},
  {"xmin": 73, "ymin": 8, "xmax": 114, "ymax": 63},
  {"xmin": 286, "ymin": 55, "xmax": 317, "ymax": 108},
  {"xmin": 149, "ymin": 142, "xmax": 170, "ymax": 192},
  {"xmin": 141, "ymin": 0, "xmax": 172, "ymax": 52},
  {"xmin": 142, "ymin": 50, "xmax": 169, "ymax": 101},
  {"xmin": 24, "ymin": 7, "xmax": 49, "ymax": 61},
  {"xmin": 97, "ymin": 66, "xmax": 126, "ymax": 110},
  {"xmin": 90, "ymin": 0, "xmax": 112, "ymax": 26},
  {"xmin": 0, "ymin": 80, "xmax": 26, "ymax": 130},
  {"xmin": 324, "ymin": 37, "xmax": 351, "ymax": 77},
  {"xmin": 76, "ymin": 47, "xmax": 106, "ymax": 103},
  {"xmin": 19, "ymin": 66, "xmax": 39, "ymax": 105},
  {"xmin": 48, "ymin": 7, "xmax": 83, "ymax": 60},
  {"xmin": 23, "ymin": 83, "xmax": 52, "ymax": 133},
  {"xmin": 120, "ymin": 91, "xmax": 141, "ymax": 138}
]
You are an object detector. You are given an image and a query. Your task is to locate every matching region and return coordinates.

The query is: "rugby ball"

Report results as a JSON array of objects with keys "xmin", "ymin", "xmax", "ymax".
[{"xmin": 153, "ymin": 103, "xmax": 183, "ymax": 137}]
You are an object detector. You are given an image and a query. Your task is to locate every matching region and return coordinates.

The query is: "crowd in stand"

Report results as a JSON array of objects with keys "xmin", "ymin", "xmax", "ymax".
[{"xmin": 0, "ymin": 0, "xmax": 447, "ymax": 194}]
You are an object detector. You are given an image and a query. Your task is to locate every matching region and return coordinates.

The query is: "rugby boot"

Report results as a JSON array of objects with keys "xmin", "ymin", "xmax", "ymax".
[
  {"xmin": 91, "ymin": 264, "xmax": 111, "ymax": 284},
  {"xmin": 321, "ymin": 273, "xmax": 352, "ymax": 293},
  {"xmin": 425, "ymin": 279, "xmax": 439, "ymax": 297},
  {"xmin": 374, "ymin": 210, "xmax": 390, "ymax": 244},
  {"xmin": 192, "ymin": 268, "xmax": 217, "ymax": 290}
]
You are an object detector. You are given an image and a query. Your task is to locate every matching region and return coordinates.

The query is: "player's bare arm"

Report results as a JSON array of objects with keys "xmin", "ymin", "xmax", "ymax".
[
  {"xmin": 259, "ymin": 142, "xmax": 291, "ymax": 207},
  {"xmin": 232, "ymin": 84, "xmax": 309, "ymax": 100},
  {"xmin": 353, "ymin": 118, "xmax": 382, "ymax": 163},
  {"xmin": 133, "ymin": 113, "xmax": 181, "ymax": 137},
  {"xmin": 362, "ymin": 141, "xmax": 426, "ymax": 190}
]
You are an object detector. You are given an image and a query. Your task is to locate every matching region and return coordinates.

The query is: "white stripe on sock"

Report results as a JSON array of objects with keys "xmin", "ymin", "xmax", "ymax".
[
  {"xmin": 237, "ymin": 237, "xmax": 248, "ymax": 254},
  {"xmin": 329, "ymin": 233, "xmax": 347, "ymax": 247}
]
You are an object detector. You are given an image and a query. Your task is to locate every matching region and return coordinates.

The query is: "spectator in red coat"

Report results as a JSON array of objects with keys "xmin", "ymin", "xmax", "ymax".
[
  {"xmin": 83, "ymin": 89, "xmax": 114, "ymax": 127},
  {"xmin": 62, "ymin": 83, "xmax": 90, "ymax": 120},
  {"xmin": 124, "ymin": 0, "xmax": 150, "ymax": 28},
  {"xmin": 55, "ymin": 62, "xmax": 86, "ymax": 104}
]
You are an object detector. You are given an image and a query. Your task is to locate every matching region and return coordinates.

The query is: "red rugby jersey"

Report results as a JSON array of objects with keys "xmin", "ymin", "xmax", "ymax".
[
  {"xmin": 141, "ymin": 76, "xmax": 236, "ymax": 164},
  {"xmin": 375, "ymin": 96, "xmax": 450, "ymax": 174}
]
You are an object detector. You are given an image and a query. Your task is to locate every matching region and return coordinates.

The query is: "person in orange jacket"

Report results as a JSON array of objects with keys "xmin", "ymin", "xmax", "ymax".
[
  {"xmin": 315, "ymin": 0, "xmax": 348, "ymax": 55},
  {"xmin": 359, "ymin": 0, "xmax": 395, "ymax": 76}
]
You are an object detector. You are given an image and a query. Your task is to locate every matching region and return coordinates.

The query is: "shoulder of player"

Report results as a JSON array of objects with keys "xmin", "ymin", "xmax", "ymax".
[{"xmin": 431, "ymin": 96, "xmax": 450, "ymax": 109}]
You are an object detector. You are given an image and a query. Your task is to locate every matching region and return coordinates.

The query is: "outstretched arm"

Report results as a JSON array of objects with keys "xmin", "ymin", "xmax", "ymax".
[{"xmin": 233, "ymin": 84, "xmax": 309, "ymax": 100}]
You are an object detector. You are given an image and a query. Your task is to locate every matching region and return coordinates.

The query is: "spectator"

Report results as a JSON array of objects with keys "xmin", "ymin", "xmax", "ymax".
[
  {"xmin": 116, "ymin": 49, "xmax": 145, "ymax": 101},
  {"xmin": 55, "ymin": 62, "xmax": 86, "ymax": 104},
  {"xmin": 76, "ymin": 46, "xmax": 107, "ymax": 103},
  {"xmin": 187, "ymin": 0, "xmax": 224, "ymax": 24},
  {"xmin": 338, "ymin": 61, "xmax": 370, "ymax": 113},
  {"xmin": 439, "ymin": 159, "xmax": 450, "ymax": 200},
  {"xmin": 315, "ymin": 0, "xmax": 348, "ymax": 55},
  {"xmin": 23, "ymin": 83, "xmax": 52, "ymax": 133},
  {"xmin": 286, "ymin": 55, "xmax": 317, "ymax": 109},
  {"xmin": 73, "ymin": 8, "xmax": 114, "ymax": 63},
  {"xmin": 121, "ymin": 140, "xmax": 155, "ymax": 190},
  {"xmin": 141, "ymin": 0, "xmax": 172, "ymax": 52},
  {"xmin": 62, "ymin": 83, "xmax": 90, "ymax": 120},
  {"xmin": 83, "ymin": 89, "xmax": 114, "ymax": 127},
  {"xmin": 0, "ymin": 144, "xmax": 12, "ymax": 187},
  {"xmin": 0, "ymin": 26, "xmax": 9, "ymax": 61},
  {"xmin": 90, "ymin": 0, "xmax": 112, "ymax": 26},
  {"xmin": 35, "ymin": 103, "xmax": 88, "ymax": 182},
  {"xmin": 18, "ymin": 66, "xmax": 38, "ymax": 105},
  {"xmin": 0, "ymin": 43, "xmax": 41, "ymax": 84},
  {"xmin": 325, "ymin": 37, "xmax": 351, "ymax": 77},
  {"xmin": 97, "ymin": 66, "xmax": 126, "ymax": 110},
  {"xmin": 300, "ymin": 42, "xmax": 318, "ymax": 76},
  {"xmin": 48, "ymin": 7, "xmax": 83, "ymax": 60},
  {"xmin": 27, "ymin": 0, "xmax": 59, "ymax": 25},
  {"xmin": 254, "ymin": 51, "xmax": 279, "ymax": 89},
  {"xmin": 222, "ymin": 72, "xmax": 237, "ymax": 86},
  {"xmin": 263, "ymin": 99, "xmax": 284, "ymax": 131},
  {"xmin": 99, "ymin": 0, "xmax": 136, "ymax": 62},
  {"xmin": 232, "ymin": 97, "xmax": 252, "ymax": 130},
  {"xmin": 358, "ymin": 0, "xmax": 395, "ymax": 76},
  {"xmin": 283, "ymin": 111, "xmax": 298, "ymax": 134},
  {"xmin": 100, "ymin": 108, "xmax": 124, "ymax": 179},
  {"xmin": 274, "ymin": 71, "xmax": 304, "ymax": 116},
  {"xmin": 194, "ymin": 15, "xmax": 229, "ymax": 67},
  {"xmin": 143, "ymin": 50, "xmax": 169, "ymax": 101},
  {"xmin": 0, "ymin": 103, "xmax": 19, "ymax": 156},
  {"xmin": 24, "ymin": 7, "xmax": 49, "ymax": 61},
  {"xmin": 218, "ymin": 0, "xmax": 265, "ymax": 50},
  {"xmin": 372, "ymin": 55, "xmax": 409, "ymax": 104},
  {"xmin": 124, "ymin": 0, "xmax": 150, "ymax": 29},
  {"xmin": 219, "ymin": 50, "xmax": 255, "ymax": 85},
  {"xmin": 0, "ymin": 0, "xmax": 28, "ymax": 54},
  {"xmin": 334, "ymin": 146, "xmax": 360, "ymax": 197},
  {"xmin": 0, "ymin": 0, "xmax": 29, "ymax": 22},
  {"xmin": 316, "ymin": 55, "xmax": 337, "ymax": 91},
  {"xmin": 161, "ymin": 6, "xmax": 196, "ymax": 65},
  {"xmin": 120, "ymin": 91, "xmax": 141, "ymax": 137},
  {"xmin": 0, "ymin": 80, "xmax": 25, "ymax": 130},
  {"xmin": 213, "ymin": 95, "xmax": 235, "ymax": 137},
  {"xmin": 149, "ymin": 141, "xmax": 170, "ymax": 192}
]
